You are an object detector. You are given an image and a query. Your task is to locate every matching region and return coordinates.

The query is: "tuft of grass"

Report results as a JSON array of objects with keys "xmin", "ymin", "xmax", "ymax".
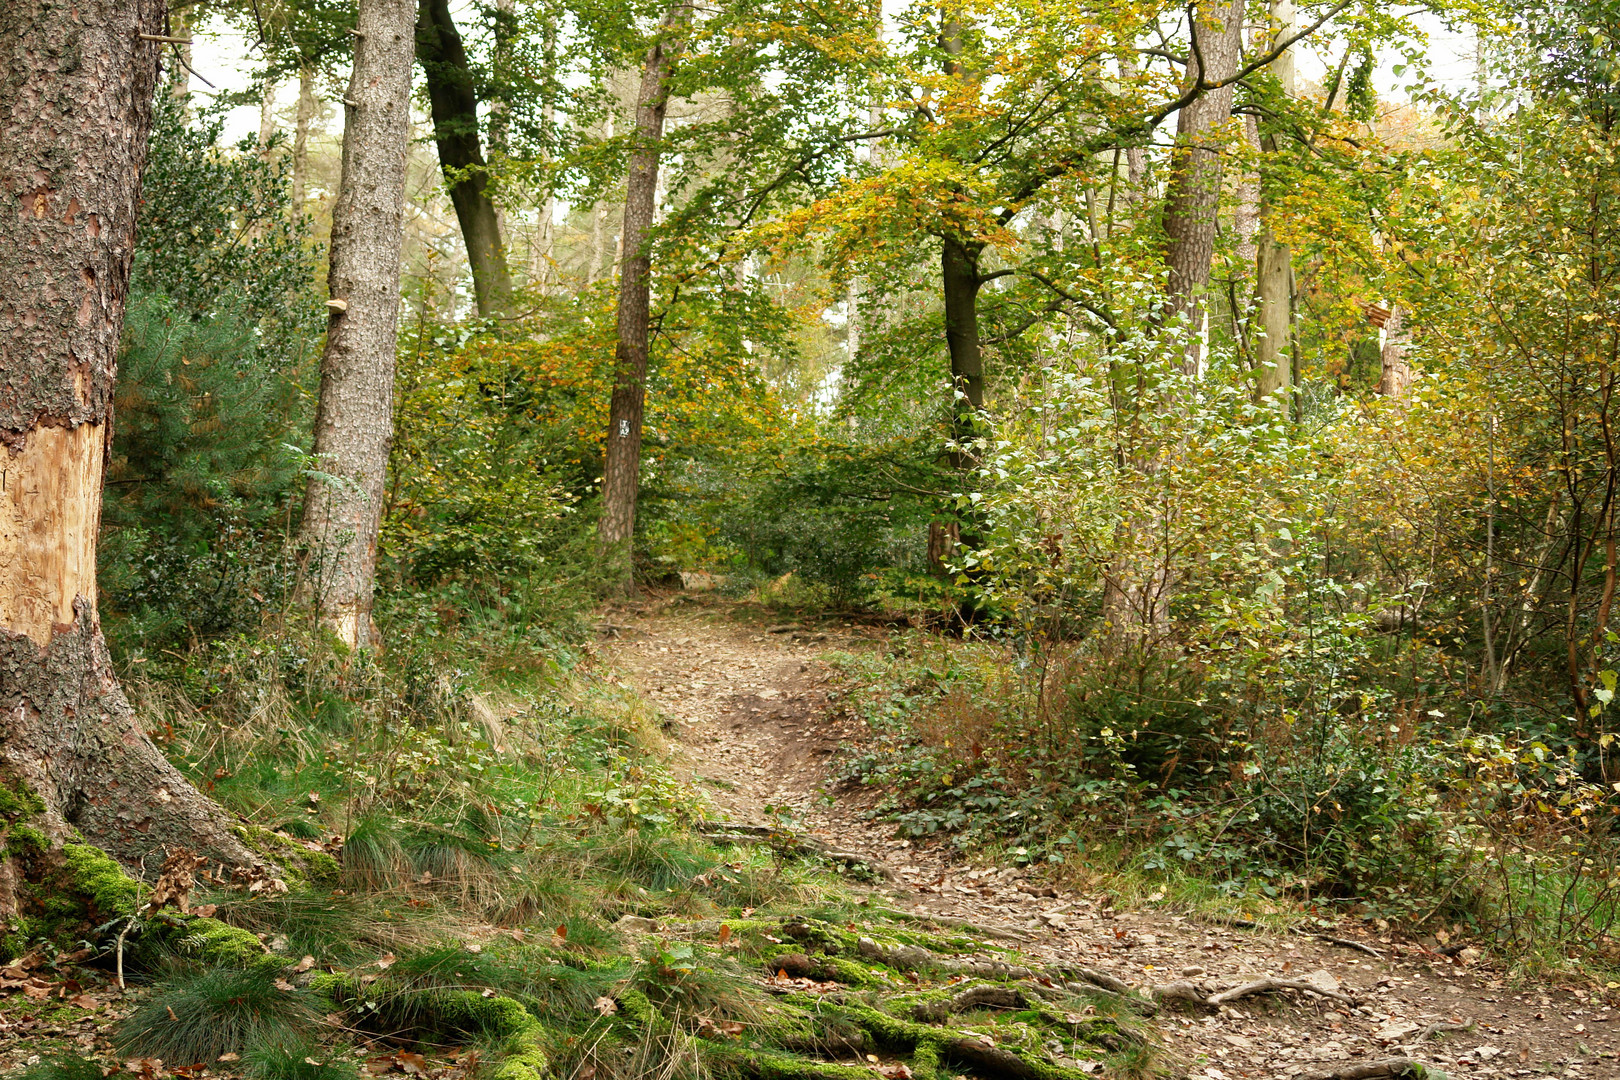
[
  {"xmin": 19, "ymin": 1056, "xmax": 106, "ymax": 1080},
  {"xmin": 245, "ymin": 1035, "xmax": 361, "ymax": 1080},
  {"xmin": 115, "ymin": 966, "xmax": 329, "ymax": 1064}
]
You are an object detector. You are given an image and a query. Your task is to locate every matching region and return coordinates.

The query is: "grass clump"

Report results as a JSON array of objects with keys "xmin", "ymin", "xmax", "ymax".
[
  {"xmin": 115, "ymin": 966, "xmax": 331, "ymax": 1064},
  {"xmin": 18, "ymin": 1056, "xmax": 107, "ymax": 1080}
]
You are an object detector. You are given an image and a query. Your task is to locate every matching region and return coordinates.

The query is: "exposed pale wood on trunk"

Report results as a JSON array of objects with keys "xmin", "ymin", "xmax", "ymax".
[
  {"xmin": 0, "ymin": 425, "xmax": 103, "ymax": 648},
  {"xmin": 0, "ymin": 0, "xmax": 259, "ymax": 871},
  {"xmin": 599, "ymin": 6, "xmax": 689, "ymax": 591},
  {"xmin": 298, "ymin": 0, "xmax": 416, "ymax": 650}
]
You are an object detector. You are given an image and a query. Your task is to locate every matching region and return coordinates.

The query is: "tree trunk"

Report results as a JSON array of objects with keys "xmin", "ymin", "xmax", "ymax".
[
  {"xmin": 941, "ymin": 235, "xmax": 985, "ymax": 466},
  {"xmin": 292, "ymin": 64, "xmax": 316, "ymax": 206},
  {"xmin": 1253, "ymin": 0, "xmax": 1295, "ymax": 404},
  {"xmin": 598, "ymin": 7, "xmax": 687, "ymax": 592},
  {"xmin": 416, "ymin": 0, "xmax": 513, "ymax": 317},
  {"xmin": 298, "ymin": 0, "xmax": 416, "ymax": 651},
  {"xmin": 0, "ymin": 0, "xmax": 259, "ymax": 872},
  {"xmin": 1162, "ymin": 0, "xmax": 1245, "ymax": 374},
  {"xmin": 258, "ymin": 79, "xmax": 278, "ymax": 161},
  {"xmin": 1378, "ymin": 304, "xmax": 1412, "ymax": 399}
]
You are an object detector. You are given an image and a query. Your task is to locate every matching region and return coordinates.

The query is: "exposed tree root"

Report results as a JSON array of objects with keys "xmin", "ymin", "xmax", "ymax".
[
  {"xmin": 1207, "ymin": 976, "xmax": 1358, "ymax": 1007},
  {"xmin": 697, "ymin": 822, "xmax": 899, "ymax": 880},
  {"xmin": 1294, "ymin": 1057, "xmax": 1422, "ymax": 1080}
]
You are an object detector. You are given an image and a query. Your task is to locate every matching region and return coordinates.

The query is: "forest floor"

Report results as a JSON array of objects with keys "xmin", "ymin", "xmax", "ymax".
[{"xmin": 602, "ymin": 594, "xmax": 1620, "ymax": 1080}]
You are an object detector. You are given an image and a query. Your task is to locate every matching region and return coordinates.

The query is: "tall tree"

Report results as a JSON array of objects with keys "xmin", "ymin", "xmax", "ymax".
[
  {"xmin": 0, "ymin": 0, "xmax": 257, "ymax": 869},
  {"xmin": 1162, "ymin": 0, "xmax": 1246, "ymax": 373},
  {"xmin": 598, "ymin": 4, "xmax": 688, "ymax": 589},
  {"xmin": 292, "ymin": 64, "xmax": 317, "ymax": 204},
  {"xmin": 416, "ymin": 0, "xmax": 513, "ymax": 315},
  {"xmin": 297, "ymin": 0, "xmax": 415, "ymax": 649},
  {"xmin": 1252, "ymin": 0, "xmax": 1296, "ymax": 403}
]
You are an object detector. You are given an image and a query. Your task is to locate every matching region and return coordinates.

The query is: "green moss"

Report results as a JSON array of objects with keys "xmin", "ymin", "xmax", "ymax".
[
  {"xmin": 60, "ymin": 844, "xmax": 141, "ymax": 919},
  {"xmin": 232, "ymin": 826, "xmax": 341, "ymax": 885},
  {"xmin": 0, "ymin": 775, "xmax": 45, "ymax": 822},
  {"xmin": 486, "ymin": 1039, "xmax": 549, "ymax": 1080},
  {"xmin": 172, "ymin": 916, "xmax": 269, "ymax": 967},
  {"xmin": 6, "ymin": 824, "xmax": 47, "ymax": 856}
]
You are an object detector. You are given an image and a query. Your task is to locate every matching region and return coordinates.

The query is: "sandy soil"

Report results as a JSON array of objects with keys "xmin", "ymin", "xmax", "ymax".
[{"xmin": 601, "ymin": 597, "xmax": 1620, "ymax": 1080}]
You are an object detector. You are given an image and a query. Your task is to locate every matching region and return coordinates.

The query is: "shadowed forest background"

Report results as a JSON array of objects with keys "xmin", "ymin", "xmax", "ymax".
[{"xmin": 10, "ymin": 0, "xmax": 1620, "ymax": 1074}]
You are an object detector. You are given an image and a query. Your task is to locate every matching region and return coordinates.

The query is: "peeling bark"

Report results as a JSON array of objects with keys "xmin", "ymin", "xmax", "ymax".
[{"xmin": 0, "ymin": 0, "xmax": 258, "ymax": 871}]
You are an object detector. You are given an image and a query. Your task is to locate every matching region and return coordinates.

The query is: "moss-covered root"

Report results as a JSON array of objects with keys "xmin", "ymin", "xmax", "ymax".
[
  {"xmin": 837, "ymin": 1001, "xmax": 1117, "ymax": 1080},
  {"xmin": 316, "ymin": 974, "xmax": 547, "ymax": 1080}
]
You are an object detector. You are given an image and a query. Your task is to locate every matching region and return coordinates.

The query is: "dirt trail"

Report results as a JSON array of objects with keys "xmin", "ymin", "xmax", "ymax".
[{"xmin": 601, "ymin": 599, "xmax": 1616, "ymax": 1080}]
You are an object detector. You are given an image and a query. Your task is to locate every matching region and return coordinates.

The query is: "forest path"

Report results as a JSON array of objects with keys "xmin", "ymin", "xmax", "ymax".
[{"xmin": 599, "ymin": 597, "xmax": 1609, "ymax": 1080}]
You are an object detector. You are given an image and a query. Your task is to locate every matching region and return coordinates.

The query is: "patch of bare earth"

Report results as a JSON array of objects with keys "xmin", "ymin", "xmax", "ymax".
[{"xmin": 599, "ymin": 596, "xmax": 1619, "ymax": 1080}]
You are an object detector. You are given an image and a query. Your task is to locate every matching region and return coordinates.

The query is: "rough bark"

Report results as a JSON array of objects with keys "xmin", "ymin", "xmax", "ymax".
[
  {"xmin": 297, "ymin": 0, "xmax": 416, "ymax": 650},
  {"xmin": 292, "ymin": 64, "xmax": 316, "ymax": 206},
  {"xmin": 1378, "ymin": 304, "xmax": 1412, "ymax": 399},
  {"xmin": 1162, "ymin": 0, "xmax": 1245, "ymax": 374},
  {"xmin": 0, "ymin": 0, "xmax": 258, "ymax": 871},
  {"xmin": 1253, "ymin": 0, "xmax": 1296, "ymax": 404},
  {"xmin": 416, "ymin": 0, "xmax": 513, "ymax": 316},
  {"xmin": 598, "ymin": 7, "xmax": 688, "ymax": 591}
]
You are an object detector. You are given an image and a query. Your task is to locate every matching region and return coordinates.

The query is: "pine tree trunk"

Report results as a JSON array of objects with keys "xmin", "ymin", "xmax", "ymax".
[
  {"xmin": 1253, "ymin": 0, "xmax": 1296, "ymax": 405},
  {"xmin": 292, "ymin": 64, "xmax": 316, "ymax": 206},
  {"xmin": 1162, "ymin": 0, "xmax": 1245, "ymax": 374},
  {"xmin": 416, "ymin": 0, "xmax": 512, "ymax": 316},
  {"xmin": 598, "ymin": 7, "xmax": 687, "ymax": 592},
  {"xmin": 297, "ymin": 0, "xmax": 415, "ymax": 650},
  {"xmin": 0, "ymin": 0, "xmax": 258, "ymax": 871}
]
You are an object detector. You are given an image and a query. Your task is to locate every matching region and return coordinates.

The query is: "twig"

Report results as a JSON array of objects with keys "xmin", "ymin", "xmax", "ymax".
[
  {"xmin": 138, "ymin": 33, "xmax": 193, "ymax": 43},
  {"xmin": 169, "ymin": 43, "xmax": 215, "ymax": 88},
  {"xmin": 1293, "ymin": 927, "xmax": 1384, "ymax": 959},
  {"xmin": 114, "ymin": 912, "xmax": 140, "ymax": 989}
]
